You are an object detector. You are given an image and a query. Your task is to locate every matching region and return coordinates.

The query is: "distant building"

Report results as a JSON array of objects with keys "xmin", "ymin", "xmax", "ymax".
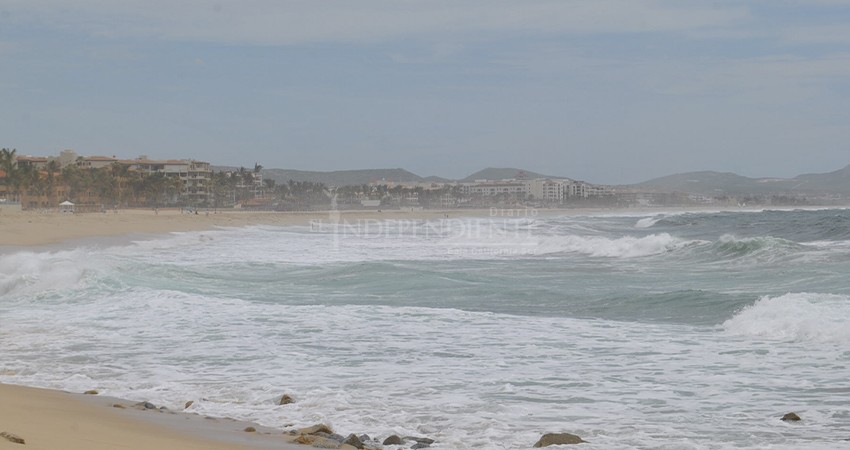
[
  {"xmin": 121, "ymin": 156, "xmax": 212, "ymax": 204},
  {"xmin": 77, "ymin": 156, "xmax": 119, "ymax": 169},
  {"xmin": 461, "ymin": 180, "xmax": 530, "ymax": 197}
]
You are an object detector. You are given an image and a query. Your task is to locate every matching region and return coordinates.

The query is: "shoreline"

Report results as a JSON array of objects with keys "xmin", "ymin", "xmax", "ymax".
[
  {"xmin": 0, "ymin": 383, "xmax": 306, "ymax": 450},
  {"xmin": 2, "ymin": 204, "xmax": 839, "ymax": 248},
  {"xmin": 3, "ymin": 207, "xmax": 848, "ymax": 449}
]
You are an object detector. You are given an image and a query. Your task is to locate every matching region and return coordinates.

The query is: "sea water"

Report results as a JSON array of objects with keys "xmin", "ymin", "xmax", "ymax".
[{"xmin": 2, "ymin": 208, "xmax": 850, "ymax": 449}]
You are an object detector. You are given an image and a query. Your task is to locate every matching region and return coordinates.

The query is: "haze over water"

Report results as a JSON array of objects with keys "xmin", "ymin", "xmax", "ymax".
[{"xmin": 2, "ymin": 208, "xmax": 850, "ymax": 449}]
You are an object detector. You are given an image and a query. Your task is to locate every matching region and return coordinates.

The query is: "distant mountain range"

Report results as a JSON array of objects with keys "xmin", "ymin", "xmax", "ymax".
[
  {"xmin": 634, "ymin": 165, "xmax": 850, "ymax": 195},
  {"xmin": 212, "ymin": 164, "xmax": 850, "ymax": 196},
  {"xmin": 212, "ymin": 166, "xmax": 561, "ymax": 186}
]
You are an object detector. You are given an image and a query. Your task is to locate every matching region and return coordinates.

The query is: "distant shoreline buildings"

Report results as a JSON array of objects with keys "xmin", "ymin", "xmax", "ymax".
[{"xmin": 0, "ymin": 148, "xmax": 831, "ymax": 211}]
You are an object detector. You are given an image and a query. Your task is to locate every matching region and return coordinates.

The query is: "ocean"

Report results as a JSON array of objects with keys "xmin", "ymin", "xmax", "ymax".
[{"xmin": 2, "ymin": 208, "xmax": 849, "ymax": 449}]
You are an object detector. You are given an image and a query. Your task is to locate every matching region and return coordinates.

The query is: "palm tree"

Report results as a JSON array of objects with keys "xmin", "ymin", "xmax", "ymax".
[
  {"xmin": 0, "ymin": 148, "xmax": 18, "ymax": 201},
  {"xmin": 45, "ymin": 160, "xmax": 60, "ymax": 205}
]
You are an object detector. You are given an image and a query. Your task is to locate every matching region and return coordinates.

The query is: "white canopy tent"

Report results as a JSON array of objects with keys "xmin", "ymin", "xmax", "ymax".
[{"xmin": 59, "ymin": 200, "xmax": 75, "ymax": 213}]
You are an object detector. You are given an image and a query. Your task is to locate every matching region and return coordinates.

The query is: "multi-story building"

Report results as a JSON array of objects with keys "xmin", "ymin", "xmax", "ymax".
[
  {"xmin": 122, "ymin": 156, "xmax": 212, "ymax": 204},
  {"xmin": 461, "ymin": 180, "xmax": 530, "ymax": 197}
]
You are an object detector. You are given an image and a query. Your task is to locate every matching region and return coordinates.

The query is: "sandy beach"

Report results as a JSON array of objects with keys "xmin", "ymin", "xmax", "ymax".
[
  {"xmin": 0, "ymin": 206, "xmax": 479, "ymax": 247},
  {"xmin": 0, "ymin": 204, "xmax": 754, "ymax": 248},
  {"xmin": 0, "ymin": 383, "xmax": 311, "ymax": 450}
]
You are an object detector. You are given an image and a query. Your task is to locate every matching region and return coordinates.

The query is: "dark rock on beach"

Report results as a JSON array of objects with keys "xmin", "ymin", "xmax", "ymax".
[
  {"xmin": 83, "ymin": 389, "xmax": 99, "ymax": 395},
  {"xmin": 184, "ymin": 400, "xmax": 194, "ymax": 409},
  {"xmin": 411, "ymin": 443, "xmax": 430, "ymax": 449},
  {"xmin": 315, "ymin": 431, "xmax": 344, "ymax": 442},
  {"xmin": 280, "ymin": 394, "xmax": 295, "ymax": 405},
  {"xmin": 782, "ymin": 412, "xmax": 801, "ymax": 421},
  {"xmin": 135, "ymin": 401, "xmax": 158, "ymax": 410},
  {"xmin": 382, "ymin": 435, "xmax": 403, "ymax": 445},
  {"xmin": 297, "ymin": 423, "xmax": 334, "ymax": 435},
  {"xmin": 0, "ymin": 432, "xmax": 26, "ymax": 445},
  {"xmin": 343, "ymin": 433, "xmax": 365, "ymax": 449},
  {"xmin": 533, "ymin": 432, "xmax": 586, "ymax": 447},
  {"xmin": 244, "ymin": 426, "xmax": 256, "ymax": 432}
]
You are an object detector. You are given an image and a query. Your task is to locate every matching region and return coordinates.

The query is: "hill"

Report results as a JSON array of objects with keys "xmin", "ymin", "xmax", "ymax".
[
  {"xmin": 461, "ymin": 167, "xmax": 564, "ymax": 182},
  {"xmin": 634, "ymin": 165, "xmax": 850, "ymax": 195},
  {"xmin": 213, "ymin": 166, "xmax": 569, "ymax": 186},
  {"xmin": 214, "ymin": 167, "xmax": 425, "ymax": 187}
]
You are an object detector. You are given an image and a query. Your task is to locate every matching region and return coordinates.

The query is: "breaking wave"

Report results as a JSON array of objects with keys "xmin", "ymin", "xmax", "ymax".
[{"xmin": 723, "ymin": 293, "xmax": 850, "ymax": 344}]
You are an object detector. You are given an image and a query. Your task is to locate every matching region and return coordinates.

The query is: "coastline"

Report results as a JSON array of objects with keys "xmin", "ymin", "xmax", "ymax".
[
  {"xmin": 3, "ymin": 205, "xmax": 846, "ymax": 449},
  {"xmin": 0, "ymin": 383, "xmax": 306, "ymax": 450},
  {"xmin": 0, "ymin": 204, "xmax": 820, "ymax": 248}
]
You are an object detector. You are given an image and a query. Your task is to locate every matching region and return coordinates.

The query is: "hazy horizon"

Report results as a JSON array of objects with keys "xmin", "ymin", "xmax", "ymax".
[{"xmin": 2, "ymin": 1, "xmax": 850, "ymax": 184}]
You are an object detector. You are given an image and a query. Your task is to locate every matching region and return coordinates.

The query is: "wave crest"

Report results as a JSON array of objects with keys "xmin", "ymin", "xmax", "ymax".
[
  {"xmin": 723, "ymin": 293, "xmax": 850, "ymax": 343},
  {"xmin": 537, "ymin": 233, "xmax": 683, "ymax": 258},
  {"xmin": 0, "ymin": 250, "xmax": 92, "ymax": 297}
]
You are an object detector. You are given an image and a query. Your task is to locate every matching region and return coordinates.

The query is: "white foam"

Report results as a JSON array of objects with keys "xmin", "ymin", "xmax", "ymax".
[
  {"xmin": 634, "ymin": 216, "xmax": 662, "ymax": 228},
  {"xmin": 723, "ymin": 293, "xmax": 850, "ymax": 344},
  {"xmin": 534, "ymin": 232, "xmax": 684, "ymax": 257},
  {"xmin": 0, "ymin": 249, "xmax": 94, "ymax": 297}
]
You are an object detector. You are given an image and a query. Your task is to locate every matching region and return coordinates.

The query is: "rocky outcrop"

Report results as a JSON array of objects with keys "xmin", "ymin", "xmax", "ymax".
[
  {"xmin": 782, "ymin": 412, "xmax": 801, "ymax": 421},
  {"xmin": 280, "ymin": 394, "xmax": 295, "ymax": 405},
  {"xmin": 533, "ymin": 432, "xmax": 586, "ymax": 447}
]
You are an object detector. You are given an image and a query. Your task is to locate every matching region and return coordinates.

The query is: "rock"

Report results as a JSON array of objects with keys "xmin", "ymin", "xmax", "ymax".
[
  {"xmin": 405, "ymin": 436, "xmax": 435, "ymax": 445},
  {"xmin": 782, "ymin": 412, "xmax": 801, "ymax": 421},
  {"xmin": 315, "ymin": 432, "xmax": 344, "ymax": 442},
  {"xmin": 280, "ymin": 394, "xmax": 295, "ymax": 405},
  {"xmin": 298, "ymin": 424, "xmax": 334, "ymax": 435},
  {"xmin": 343, "ymin": 433, "xmax": 365, "ymax": 449},
  {"xmin": 0, "ymin": 432, "xmax": 25, "ymax": 445},
  {"xmin": 310, "ymin": 436, "xmax": 342, "ymax": 448},
  {"xmin": 135, "ymin": 401, "xmax": 158, "ymax": 410},
  {"xmin": 184, "ymin": 400, "xmax": 194, "ymax": 409},
  {"xmin": 411, "ymin": 443, "xmax": 430, "ymax": 449},
  {"xmin": 112, "ymin": 404, "xmax": 125, "ymax": 409},
  {"xmin": 295, "ymin": 435, "xmax": 315, "ymax": 445},
  {"xmin": 83, "ymin": 389, "xmax": 99, "ymax": 395},
  {"xmin": 533, "ymin": 432, "xmax": 586, "ymax": 447},
  {"xmin": 382, "ymin": 435, "xmax": 403, "ymax": 445},
  {"xmin": 295, "ymin": 434, "xmax": 341, "ymax": 448},
  {"xmin": 358, "ymin": 434, "xmax": 370, "ymax": 443},
  {"xmin": 244, "ymin": 427, "xmax": 256, "ymax": 432}
]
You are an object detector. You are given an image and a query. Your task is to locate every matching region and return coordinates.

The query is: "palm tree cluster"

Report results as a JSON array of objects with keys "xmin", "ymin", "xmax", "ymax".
[{"xmin": 1, "ymin": 148, "xmax": 185, "ymax": 208}]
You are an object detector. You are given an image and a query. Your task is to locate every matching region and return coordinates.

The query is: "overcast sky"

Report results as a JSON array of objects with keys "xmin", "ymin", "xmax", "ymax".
[{"xmin": 2, "ymin": 1, "xmax": 850, "ymax": 183}]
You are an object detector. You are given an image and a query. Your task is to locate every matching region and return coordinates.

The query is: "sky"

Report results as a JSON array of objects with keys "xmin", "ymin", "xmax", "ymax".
[{"xmin": 1, "ymin": 1, "xmax": 850, "ymax": 184}]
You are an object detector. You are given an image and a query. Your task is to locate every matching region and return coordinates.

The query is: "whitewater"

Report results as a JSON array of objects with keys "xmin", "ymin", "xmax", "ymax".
[{"xmin": 2, "ymin": 208, "xmax": 850, "ymax": 449}]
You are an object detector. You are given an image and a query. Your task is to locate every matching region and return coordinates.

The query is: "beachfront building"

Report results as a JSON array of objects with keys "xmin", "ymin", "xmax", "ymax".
[
  {"xmin": 461, "ymin": 180, "xmax": 531, "ymax": 197},
  {"xmin": 121, "ymin": 156, "xmax": 212, "ymax": 204},
  {"xmin": 527, "ymin": 178, "xmax": 570, "ymax": 203},
  {"xmin": 77, "ymin": 155, "xmax": 119, "ymax": 169},
  {"xmin": 15, "ymin": 155, "xmax": 49, "ymax": 170}
]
